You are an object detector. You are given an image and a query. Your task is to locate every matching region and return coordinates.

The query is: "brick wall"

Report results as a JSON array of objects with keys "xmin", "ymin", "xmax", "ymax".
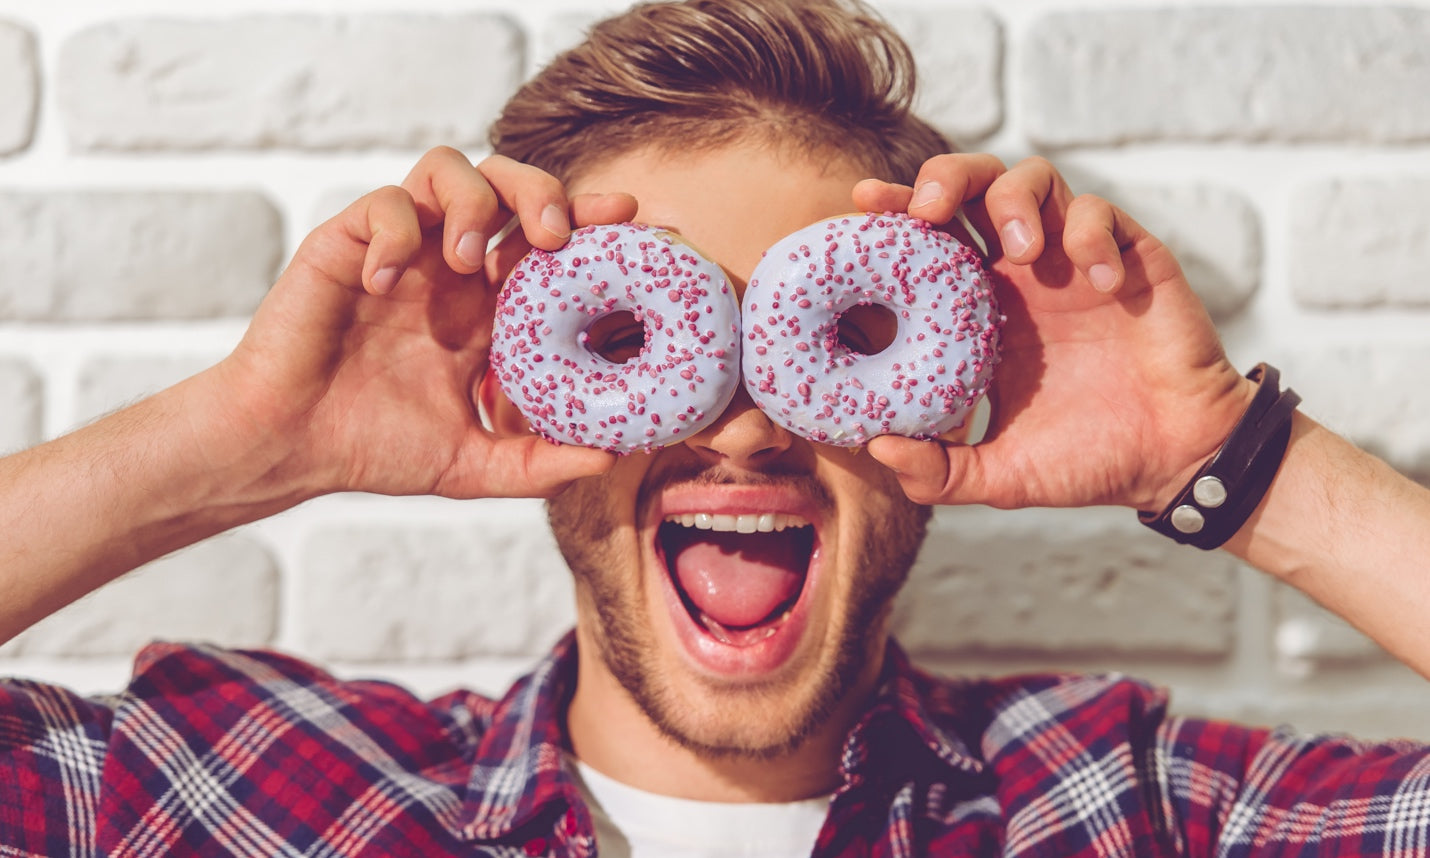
[{"xmin": 3, "ymin": 0, "xmax": 1429, "ymax": 741}]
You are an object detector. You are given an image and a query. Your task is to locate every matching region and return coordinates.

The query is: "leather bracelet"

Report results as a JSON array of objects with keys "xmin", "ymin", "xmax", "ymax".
[{"xmin": 1139, "ymin": 363, "xmax": 1300, "ymax": 549}]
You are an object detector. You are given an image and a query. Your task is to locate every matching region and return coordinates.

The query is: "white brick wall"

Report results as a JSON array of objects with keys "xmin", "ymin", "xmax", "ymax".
[
  {"xmin": 0, "ymin": 190, "xmax": 280, "ymax": 320},
  {"xmin": 0, "ymin": 19, "xmax": 36, "ymax": 155},
  {"xmin": 58, "ymin": 15, "xmax": 523, "ymax": 152},
  {"xmin": 3, "ymin": 0, "xmax": 1430, "ymax": 744}
]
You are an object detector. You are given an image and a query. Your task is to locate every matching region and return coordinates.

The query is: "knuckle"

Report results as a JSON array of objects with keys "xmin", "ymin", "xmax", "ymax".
[
  {"xmin": 477, "ymin": 154, "xmax": 566, "ymax": 204},
  {"xmin": 369, "ymin": 183, "xmax": 411, "ymax": 205},
  {"xmin": 920, "ymin": 152, "xmax": 962, "ymax": 172},
  {"xmin": 983, "ymin": 177, "xmax": 1034, "ymax": 211},
  {"xmin": 1020, "ymin": 155, "xmax": 1055, "ymax": 174},
  {"xmin": 1066, "ymin": 193, "xmax": 1113, "ymax": 224},
  {"xmin": 1062, "ymin": 217, "xmax": 1109, "ymax": 256},
  {"xmin": 975, "ymin": 152, "xmax": 1008, "ymax": 170},
  {"xmin": 477, "ymin": 152, "xmax": 513, "ymax": 170},
  {"xmin": 366, "ymin": 187, "xmax": 420, "ymax": 241},
  {"xmin": 423, "ymin": 144, "xmax": 466, "ymax": 164}
]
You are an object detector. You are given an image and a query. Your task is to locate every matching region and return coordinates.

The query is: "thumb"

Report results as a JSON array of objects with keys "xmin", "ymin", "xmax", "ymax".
[
  {"xmin": 867, "ymin": 436, "xmax": 970, "ymax": 506},
  {"xmin": 522, "ymin": 443, "xmax": 618, "ymax": 497},
  {"xmin": 453, "ymin": 437, "xmax": 616, "ymax": 499}
]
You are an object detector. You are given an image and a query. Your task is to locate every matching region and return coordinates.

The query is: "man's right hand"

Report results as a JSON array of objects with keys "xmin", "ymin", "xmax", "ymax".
[{"xmin": 210, "ymin": 147, "xmax": 628, "ymax": 502}]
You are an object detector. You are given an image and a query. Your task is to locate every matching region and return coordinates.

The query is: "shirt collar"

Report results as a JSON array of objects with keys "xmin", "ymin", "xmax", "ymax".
[
  {"xmin": 459, "ymin": 632, "xmax": 584, "ymax": 841},
  {"xmin": 839, "ymin": 640, "xmax": 987, "ymax": 788},
  {"xmin": 458, "ymin": 634, "xmax": 985, "ymax": 840}
]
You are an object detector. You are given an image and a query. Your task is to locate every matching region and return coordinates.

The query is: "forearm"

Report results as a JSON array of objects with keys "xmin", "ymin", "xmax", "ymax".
[
  {"xmin": 0, "ymin": 365, "xmax": 311, "ymax": 643},
  {"xmin": 1224, "ymin": 412, "xmax": 1430, "ymax": 676}
]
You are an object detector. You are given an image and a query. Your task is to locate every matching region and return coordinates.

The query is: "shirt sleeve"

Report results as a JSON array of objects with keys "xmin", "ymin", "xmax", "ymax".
[
  {"xmin": 0, "ymin": 676, "xmax": 116, "ymax": 857},
  {"xmin": 1156, "ymin": 714, "xmax": 1430, "ymax": 856}
]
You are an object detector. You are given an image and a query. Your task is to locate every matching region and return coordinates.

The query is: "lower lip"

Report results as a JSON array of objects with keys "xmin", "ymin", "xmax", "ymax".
[{"xmin": 653, "ymin": 539, "xmax": 818, "ymax": 678}]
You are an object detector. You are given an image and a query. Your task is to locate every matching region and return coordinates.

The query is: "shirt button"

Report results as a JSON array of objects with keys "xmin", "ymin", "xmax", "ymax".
[
  {"xmin": 524, "ymin": 837, "xmax": 548, "ymax": 856},
  {"xmin": 562, "ymin": 809, "xmax": 580, "ymax": 836}
]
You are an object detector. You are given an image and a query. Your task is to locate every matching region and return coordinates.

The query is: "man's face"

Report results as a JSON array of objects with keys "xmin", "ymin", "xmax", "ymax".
[{"xmin": 547, "ymin": 142, "xmax": 932, "ymax": 759}]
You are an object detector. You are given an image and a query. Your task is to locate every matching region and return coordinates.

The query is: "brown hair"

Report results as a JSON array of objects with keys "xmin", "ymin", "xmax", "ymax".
[{"xmin": 489, "ymin": 0, "xmax": 949, "ymax": 185}]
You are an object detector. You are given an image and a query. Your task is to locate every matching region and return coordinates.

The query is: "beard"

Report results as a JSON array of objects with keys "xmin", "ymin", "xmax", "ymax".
[{"xmin": 546, "ymin": 458, "xmax": 930, "ymax": 760}]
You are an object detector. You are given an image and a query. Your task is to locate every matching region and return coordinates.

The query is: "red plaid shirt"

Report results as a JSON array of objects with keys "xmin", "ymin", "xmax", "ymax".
[{"xmin": 3, "ymin": 633, "xmax": 1428, "ymax": 856}]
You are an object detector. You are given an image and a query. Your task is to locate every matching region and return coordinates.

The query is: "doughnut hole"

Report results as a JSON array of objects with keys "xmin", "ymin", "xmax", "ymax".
[
  {"xmin": 584, "ymin": 310, "xmax": 649, "ymax": 364},
  {"xmin": 834, "ymin": 303, "xmax": 897, "ymax": 355}
]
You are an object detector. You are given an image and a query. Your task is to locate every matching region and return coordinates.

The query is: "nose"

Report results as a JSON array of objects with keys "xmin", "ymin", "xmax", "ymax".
[{"xmin": 684, "ymin": 383, "xmax": 795, "ymax": 469}]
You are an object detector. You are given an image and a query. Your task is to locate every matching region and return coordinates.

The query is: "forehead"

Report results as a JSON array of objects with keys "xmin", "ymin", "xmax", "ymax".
[{"xmin": 566, "ymin": 144, "xmax": 867, "ymax": 288}]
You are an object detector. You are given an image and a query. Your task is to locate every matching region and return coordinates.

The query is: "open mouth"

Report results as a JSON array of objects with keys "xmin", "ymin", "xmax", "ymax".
[{"xmin": 657, "ymin": 513, "xmax": 816, "ymax": 648}]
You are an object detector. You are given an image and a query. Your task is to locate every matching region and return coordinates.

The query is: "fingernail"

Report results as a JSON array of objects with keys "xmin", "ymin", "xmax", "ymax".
[
  {"xmin": 541, "ymin": 204, "xmax": 570, "ymax": 239},
  {"xmin": 372, "ymin": 266, "xmax": 401, "ymax": 295},
  {"xmin": 909, "ymin": 180, "xmax": 943, "ymax": 210},
  {"xmin": 1001, "ymin": 219, "xmax": 1034, "ymax": 258},
  {"xmin": 1089, "ymin": 263, "xmax": 1119, "ymax": 293},
  {"xmin": 456, "ymin": 231, "xmax": 486, "ymax": 267}
]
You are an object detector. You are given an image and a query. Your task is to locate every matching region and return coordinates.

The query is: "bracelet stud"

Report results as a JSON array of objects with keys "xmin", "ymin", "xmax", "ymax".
[
  {"xmin": 1139, "ymin": 363, "xmax": 1300, "ymax": 549},
  {"xmin": 1170, "ymin": 504, "xmax": 1206, "ymax": 534},
  {"xmin": 1192, "ymin": 475, "xmax": 1228, "ymax": 508}
]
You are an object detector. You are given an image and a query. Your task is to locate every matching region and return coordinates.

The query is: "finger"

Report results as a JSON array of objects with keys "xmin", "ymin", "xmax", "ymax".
[
  {"xmin": 336, "ymin": 185, "xmax": 422, "ymax": 296},
  {"xmin": 851, "ymin": 177, "xmax": 913, "ymax": 214},
  {"xmin": 476, "ymin": 154, "xmax": 574, "ymax": 251},
  {"xmin": 851, "ymin": 177, "xmax": 992, "ymax": 256},
  {"xmin": 904, "ymin": 153, "xmax": 1007, "ymax": 226},
  {"xmin": 980, "ymin": 157, "xmax": 1075, "ymax": 265},
  {"xmin": 866, "ymin": 436, "xmax": 960, "ymax": 505},
  {"xmin": 401, "ymin": 146, "xmax": 501, "ymax": 275},
  {"xmin": 458, "ymin": 436, "xmax": 616, "ymax": 499},
  {"xmin": 570, "ymin": 191, "xmax": 640, "ymax": 229},
  {"xmin": 1063, "ymin": 194, "xmax": 1146, "ymax": 295},
  {"xmin": 484, "ymin": 192, "xmax": 642, "ymax": 289},
  {"xmin": 867, "ymin": 433, "xmax": 1012, "ymax": 508}
]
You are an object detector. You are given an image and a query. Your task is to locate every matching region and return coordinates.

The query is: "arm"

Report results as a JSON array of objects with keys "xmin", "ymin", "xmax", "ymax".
[
  {"xmin": 1223, "ymin": 414, "xmax": 1430, "ymax": 674},
  {"xmin": 854, "ymin": 155, "xmax": 1430, "ymax": 677},
  {"xmin": 0, "ymin": 148, "xmax": 631, "ymax": 645},
  {"xmin": 0, "ymin": 368, "xmax": 297, "ymax": 643}
]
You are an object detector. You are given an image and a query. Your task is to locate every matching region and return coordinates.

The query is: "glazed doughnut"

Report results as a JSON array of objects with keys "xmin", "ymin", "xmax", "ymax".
[
  {"xmin": 741, "ymin": 212, "xmax": 1001, "ymax": 446},
  {"xmin": 490, "ymin": 222, "xmax": 742, "ymax": 453}
]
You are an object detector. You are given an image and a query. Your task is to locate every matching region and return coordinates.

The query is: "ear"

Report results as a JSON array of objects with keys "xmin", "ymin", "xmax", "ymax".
[{"xmin": 477, "ymin": 369, "xmax": 535, "ymax": 438}]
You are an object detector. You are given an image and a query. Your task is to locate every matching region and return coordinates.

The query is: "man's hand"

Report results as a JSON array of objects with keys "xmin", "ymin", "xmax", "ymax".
[
  {"xmin": 212, "ymin": 147, "xmax": 632, "ymax": 501},
  {"xmin": 0, "ymin": 149, "xmax": 635, "ymax": 642},
  {"xmin": 854, "ymin": 155, "xmax": 1254, "ymax": 512}
]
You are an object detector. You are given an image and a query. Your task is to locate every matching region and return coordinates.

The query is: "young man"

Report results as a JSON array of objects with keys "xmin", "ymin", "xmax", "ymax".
[{"xmin": 4, "ymin": 0, "xmax": 1430, "ymax": 855}]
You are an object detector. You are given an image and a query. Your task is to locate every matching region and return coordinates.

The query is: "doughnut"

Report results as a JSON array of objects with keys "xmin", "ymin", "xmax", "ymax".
[
  {"xmin": 741, "ymin": 212, "xmax": 1001, "ymax": 446},
  {"xmin": 490, "ymin": 222, "xmax": 742, "ymax": 453}
]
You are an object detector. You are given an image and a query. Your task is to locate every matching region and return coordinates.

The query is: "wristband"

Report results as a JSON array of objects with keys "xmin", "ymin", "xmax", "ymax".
[{"xmin": 1139, "ymin": 363, "xmax": 1300, "ymax": 549}]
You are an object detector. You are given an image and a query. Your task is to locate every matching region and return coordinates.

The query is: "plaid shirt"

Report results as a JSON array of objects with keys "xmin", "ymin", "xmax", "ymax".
[{"xmin": 3, "ymin": 633, "xmax": 1429, "ymax": 857}]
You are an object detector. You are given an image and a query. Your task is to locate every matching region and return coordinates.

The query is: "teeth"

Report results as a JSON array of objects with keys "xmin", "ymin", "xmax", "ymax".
[
  {"xmin": 699, "ymin": 611, "xmax": 734, "ymax": 645},
  {"xmin": 666, "ymin": 512, "xmax": 811, "ymax": 533},
  {"xmin": 698, "ymin": 611, "xmax": 787, "ymax": 646}
]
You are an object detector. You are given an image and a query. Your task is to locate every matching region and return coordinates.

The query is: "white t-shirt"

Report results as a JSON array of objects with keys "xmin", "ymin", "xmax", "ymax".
[{"xmin": 567, "ymin": 756, "xmax": 832, "ymax": 858}]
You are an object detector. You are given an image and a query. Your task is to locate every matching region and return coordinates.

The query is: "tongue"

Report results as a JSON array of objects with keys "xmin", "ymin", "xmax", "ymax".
[{"xmin": 670, "ymin": 529, "xmax": 806, "ymax": 628}]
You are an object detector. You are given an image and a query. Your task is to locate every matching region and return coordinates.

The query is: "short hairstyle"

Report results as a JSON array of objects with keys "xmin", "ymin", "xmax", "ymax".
[{"xmin": 489, "ymin": 0, "xmax": 950, "ymax": 185}]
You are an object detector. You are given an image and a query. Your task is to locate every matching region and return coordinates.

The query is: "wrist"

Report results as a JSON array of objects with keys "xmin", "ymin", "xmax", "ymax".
[
  {"xmin": 1142, "ymin": 370, "xmax": 1260, "ymax": 513},
  {"xmin": 1140, "ymin": 363, "xmax": 1301, "ymax": 549},
  {"xmin": 174, "ymin": 362, "xmax": 332, "ymax": 520}
]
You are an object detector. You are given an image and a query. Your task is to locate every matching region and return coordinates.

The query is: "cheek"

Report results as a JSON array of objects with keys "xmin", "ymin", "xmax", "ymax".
[
  {"xmin": 823, "ymin": 452, "xmax": 930, "ymax": 562},
  {"xmin": 547, "ymin": 478, "xmax": 622, "ymax": 572},
  {"xmin": 546, "ymin": 462, "xmax": 648, "ymax": 583},
  {"xmin": 823, "ymin": 447, "xmax": 910, "ymax": 510}
]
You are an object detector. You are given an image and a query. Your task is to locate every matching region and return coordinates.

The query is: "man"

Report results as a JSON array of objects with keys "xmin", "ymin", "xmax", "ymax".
[{"xmin": 4, "ymin": 0, "xmax": 1430, "ymax": 855}]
